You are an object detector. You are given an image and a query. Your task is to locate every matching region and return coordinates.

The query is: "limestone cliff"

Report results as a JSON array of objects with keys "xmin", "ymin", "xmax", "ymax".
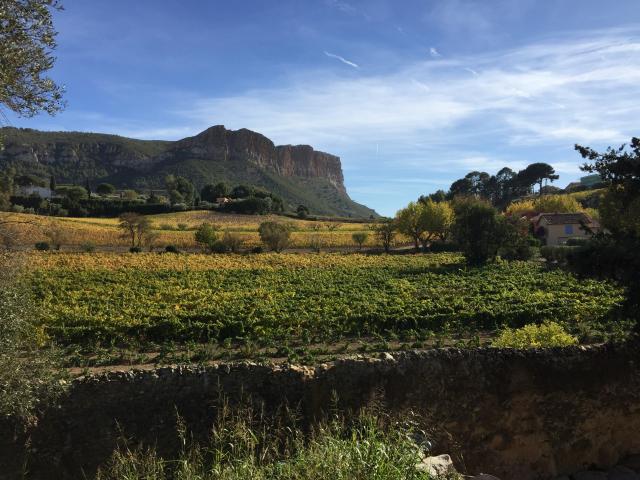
[{"xmin": 167, "ymin": 126, "xmax": 346, "ymax": 194}]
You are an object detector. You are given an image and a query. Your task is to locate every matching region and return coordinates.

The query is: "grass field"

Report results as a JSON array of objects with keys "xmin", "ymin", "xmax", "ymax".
[
  {"xmin": 26, "ymin": 252, "xmax": 624, "ymax": 350},
  {"xmin": 1, "ymin": 211, "xmax": 385, "ymax": 250}
]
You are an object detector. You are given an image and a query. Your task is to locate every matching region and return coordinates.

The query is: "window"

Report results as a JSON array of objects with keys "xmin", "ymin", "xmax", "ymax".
[{"xmin": 564, "ymin": 224, "xmax": 574, "ymax": 235}]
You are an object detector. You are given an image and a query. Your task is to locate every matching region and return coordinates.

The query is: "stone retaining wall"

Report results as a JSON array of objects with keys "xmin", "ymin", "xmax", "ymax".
[{"xmin": 1, "ymin": 342, "xmax": 639, "ymax": 479}]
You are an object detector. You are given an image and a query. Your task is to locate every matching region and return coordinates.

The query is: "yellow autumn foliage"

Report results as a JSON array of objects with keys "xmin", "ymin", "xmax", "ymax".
[{"xmin": 507, "ymin": 195, "xmax": 583, "ymax": 217}]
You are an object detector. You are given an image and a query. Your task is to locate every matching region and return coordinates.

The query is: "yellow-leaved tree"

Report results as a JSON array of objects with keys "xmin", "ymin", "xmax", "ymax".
[
  {"xmin": 396, "ymin": 200, "xmax": 455, "ymax": 251},
  {"xmin": 507, "ymin": 195, "xmax": 583, "ymax": 217},
  {"xmin": 395, "ymin": 201, "xmax": 424, "ymax": 250},
  {"xmin": 506, "ymin": 198, "xmax": 537, "ymax": 217},
  {"xmin": 418, "ymin": 200, "xmax": 454, "ymax": 249}
]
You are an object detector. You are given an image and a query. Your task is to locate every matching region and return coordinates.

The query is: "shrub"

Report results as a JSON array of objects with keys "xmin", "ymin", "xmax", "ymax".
[
  {"xmin": 230, "ymin": 184, "xmax": 253, "ymax": 199},
  {"xmin": 50, "ymin": 204, "xmax": 68, "ymax": 217},
  {"xmin": 498, "ymin": 217, "xmax": 536, "ymax": 261},
  {"xmin": 221, "ymin": 196, "xmax": 272, "ymax": 215},
  {"xmin": 258, "ymin": 222, "xmax": 291, "ymax": 253},
  {"xmin": 352, "ymin": 232, "xmax": 369, "ymax": 250},
  {"xmin": 177, "ymin": 223, "xmax": 188, "ymax": 231},
  {"xmin": 164, "ymin": 245, "xmax": 180, "ymax": 254},
  {"xmin": 129, "ymin": 246, "xmax": 142, "ymax": 253},
  {"xmin": 210, "ymin": 241, "xmax": 228, "ymax": 253},
  {"xmin": 540, "ymin": 245, "xmax": 574, "ymax": 266},
  {"xmin": 221, "ymin": 232, "xmax": 244, "ymax": 253},
  {"xmin": 429, "ymin": 242, "xmax": 460, "ymax": 253},
  {"xmin": 296, "ymin": 204, "xmax": 309, "ymax": 219},
  {"xmin": 80, "ymin": 242, "xmax": 96, "ymax": 253},
  {"xmin": 44, "ymin": 225, "xmax": 67, "ymax": 250},
  {"xmin": 566, "ymin": 237, "xmax": 589, "ymax": 247},
  {"xmin": 372, "ymin": 221, "xmax": 396, "ymax": 253},
  {"xmin": 309, "ymin": 234, "xmax": 324, "ymax": 253},
  {"xmin": 194, "ymin": 223, "xmax": 220, "ymax": 252},
  {"xmin": 499, "ymin": 233, "xmax": 537, "ymax": 261},
  {"xmin": 251, "ymin": 246, "xmax": 264, "ymax": 254},
  {"xmin": 452, "ymin": 200, "xmax": 504, "ymax": 265},
  {"xmin": 492, "ymin": 321, "xmax": 578, "ymax": 349},
  {"xmin": 528, "ymin": 236, "xmax": 542, "ymax": 247},
  {"xmin": 122, "ymin": 189, "xmax": 139, "ymax": 201},
  {"xmin": 96, "ymin": 183, "xmax": 116, "ymax": 196},
  {"xmin": 35, "ymin": 241, "xmax": 50, "ymax": 251},
  {"xmin": 201, "ymin": 182, "xmax": 229, "ymax": 203}
]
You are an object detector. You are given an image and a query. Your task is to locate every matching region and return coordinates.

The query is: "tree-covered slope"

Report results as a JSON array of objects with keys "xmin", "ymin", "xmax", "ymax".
[{"xmin": 0, "ymin": 126, "xmax": 377, "ymax": 218}]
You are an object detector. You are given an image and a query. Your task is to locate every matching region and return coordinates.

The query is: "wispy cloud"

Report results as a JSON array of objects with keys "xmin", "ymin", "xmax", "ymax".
[
  {"xmin": 464, "ymin": 67, "xmax": 479, "ymax": 76},
  {"xmin": 324, "ymin": 51, "xmax": 360, "ymax": 68},
  {"xmin": 425, "ymin": 0, "xmax": 534, "ymax": 40},
  {"xmin": 429, "ymin": 47, "xmax": 442, "ymax": 58},
  {"xmin": 325, "ymin": 0, "xmax": 357, "ymax": 15},
  {"xmin": 184, "ymin": 29, "xmax": 640, "ymax": 152}
]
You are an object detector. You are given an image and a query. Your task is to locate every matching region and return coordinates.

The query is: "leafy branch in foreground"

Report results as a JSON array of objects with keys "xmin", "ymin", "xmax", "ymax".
[
  {"xmin": 0, "ymin": 252, "xmax": 66, "ymax": 422},
  {"xmin": 0, "ymin": 0, "xmax": 65, "ymax": 118},
  {"xmin": 570, "ymin": 138, "xmax": 640, "ymax": 321}
]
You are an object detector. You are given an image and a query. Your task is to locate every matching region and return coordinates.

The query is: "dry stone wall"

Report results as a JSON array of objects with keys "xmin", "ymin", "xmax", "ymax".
[{"xmin": 1, "ymin": 342, "xmax": 639, "ymax": 479}]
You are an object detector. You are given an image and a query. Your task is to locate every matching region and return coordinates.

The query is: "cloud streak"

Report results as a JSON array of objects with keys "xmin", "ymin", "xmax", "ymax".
[
  {"xmin": 324, "ymin": 51, "xmax": 360, "ymax": 68},
  {"xmin": 325, "ymin": 0, "xmax": 357, "ymax": 15}
]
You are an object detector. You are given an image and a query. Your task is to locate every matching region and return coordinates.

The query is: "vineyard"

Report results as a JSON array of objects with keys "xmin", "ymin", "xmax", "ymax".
[
  {"xmin": 26, "ymin": 252, "xmax": 624, "ymax": 348},
  {"xmin": 1, "ymin": 211, "xmax": 384, "ymax": 250}
]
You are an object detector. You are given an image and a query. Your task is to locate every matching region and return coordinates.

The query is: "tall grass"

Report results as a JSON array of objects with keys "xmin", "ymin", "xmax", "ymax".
[{"xmin": 95, "ymin": 402, "xmax": 453, "ymax": 480}]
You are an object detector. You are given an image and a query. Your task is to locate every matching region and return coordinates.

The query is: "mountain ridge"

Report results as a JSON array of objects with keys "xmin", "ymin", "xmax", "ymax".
[{"xmin": 0, "ymin": 126, "xmax": 376, "ymax": 218}]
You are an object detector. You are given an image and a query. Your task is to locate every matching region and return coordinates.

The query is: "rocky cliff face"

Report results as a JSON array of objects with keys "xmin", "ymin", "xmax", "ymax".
[
  {"xmin": 2, "ymin": 141, "xmax": 156, "ymax": 172},
  {"xmin": 167, "ymin": 126, "xmax": 346, "ymax": 193},
  {"xmin": 276, "ymin": 145, "xmax": 345, "ymax": 194}
]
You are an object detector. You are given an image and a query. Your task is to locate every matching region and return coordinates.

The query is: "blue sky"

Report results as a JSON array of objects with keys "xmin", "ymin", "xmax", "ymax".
[{"xmin": 5, "ymin": 0, "xmax": 640, "ymax": 216}]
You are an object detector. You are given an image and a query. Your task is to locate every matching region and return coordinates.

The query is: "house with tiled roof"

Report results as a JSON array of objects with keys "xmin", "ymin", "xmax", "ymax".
[{"xmin": 531, "ymin": 212, "xmax": 600, "ymax": 246}]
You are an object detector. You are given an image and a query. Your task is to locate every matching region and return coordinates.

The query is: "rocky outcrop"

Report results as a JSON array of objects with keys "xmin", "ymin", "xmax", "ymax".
[
  {"xmin": 167, "ymin": 126, "xmax": 346, "ymax": 192},
  {"xmin": 1, "ymin": 139, "xmax": 158, "ymax": 171},
  {"xmin": 276, "ymin": 144, "xmax": 345, "ymax": 193}
]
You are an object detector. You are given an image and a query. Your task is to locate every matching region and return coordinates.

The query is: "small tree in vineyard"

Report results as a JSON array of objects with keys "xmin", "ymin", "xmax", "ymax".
[
  {"xmin": 351, "ymin": 232, "xmax": 368, "ymax": 250},
  {"xmin": 372, "ymin": 221, "xmax": 396, "ymax": 253},
  {"xmin": 258, "ymin": 221, "xmax": 291, "ymax": 253},
  {"xmin": 194, "ymin": 223, "xmax": 220, "ymax": 252},
  {"xmin": 118, "ymin": 212, "xmax": 151, "ymax": 249}
]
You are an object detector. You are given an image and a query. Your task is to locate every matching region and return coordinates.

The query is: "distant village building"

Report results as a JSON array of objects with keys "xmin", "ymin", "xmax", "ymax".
[
  {"xmin": 16, "ymin": 185, "xmax": 53, "ymax": 199},
  {"xmin": 216, "ymin": 197, "xmax": 231, "ymax": 204},
  {"xmin": 531, "ymin": 212, "xmax": 599, "ymax": 246}
]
